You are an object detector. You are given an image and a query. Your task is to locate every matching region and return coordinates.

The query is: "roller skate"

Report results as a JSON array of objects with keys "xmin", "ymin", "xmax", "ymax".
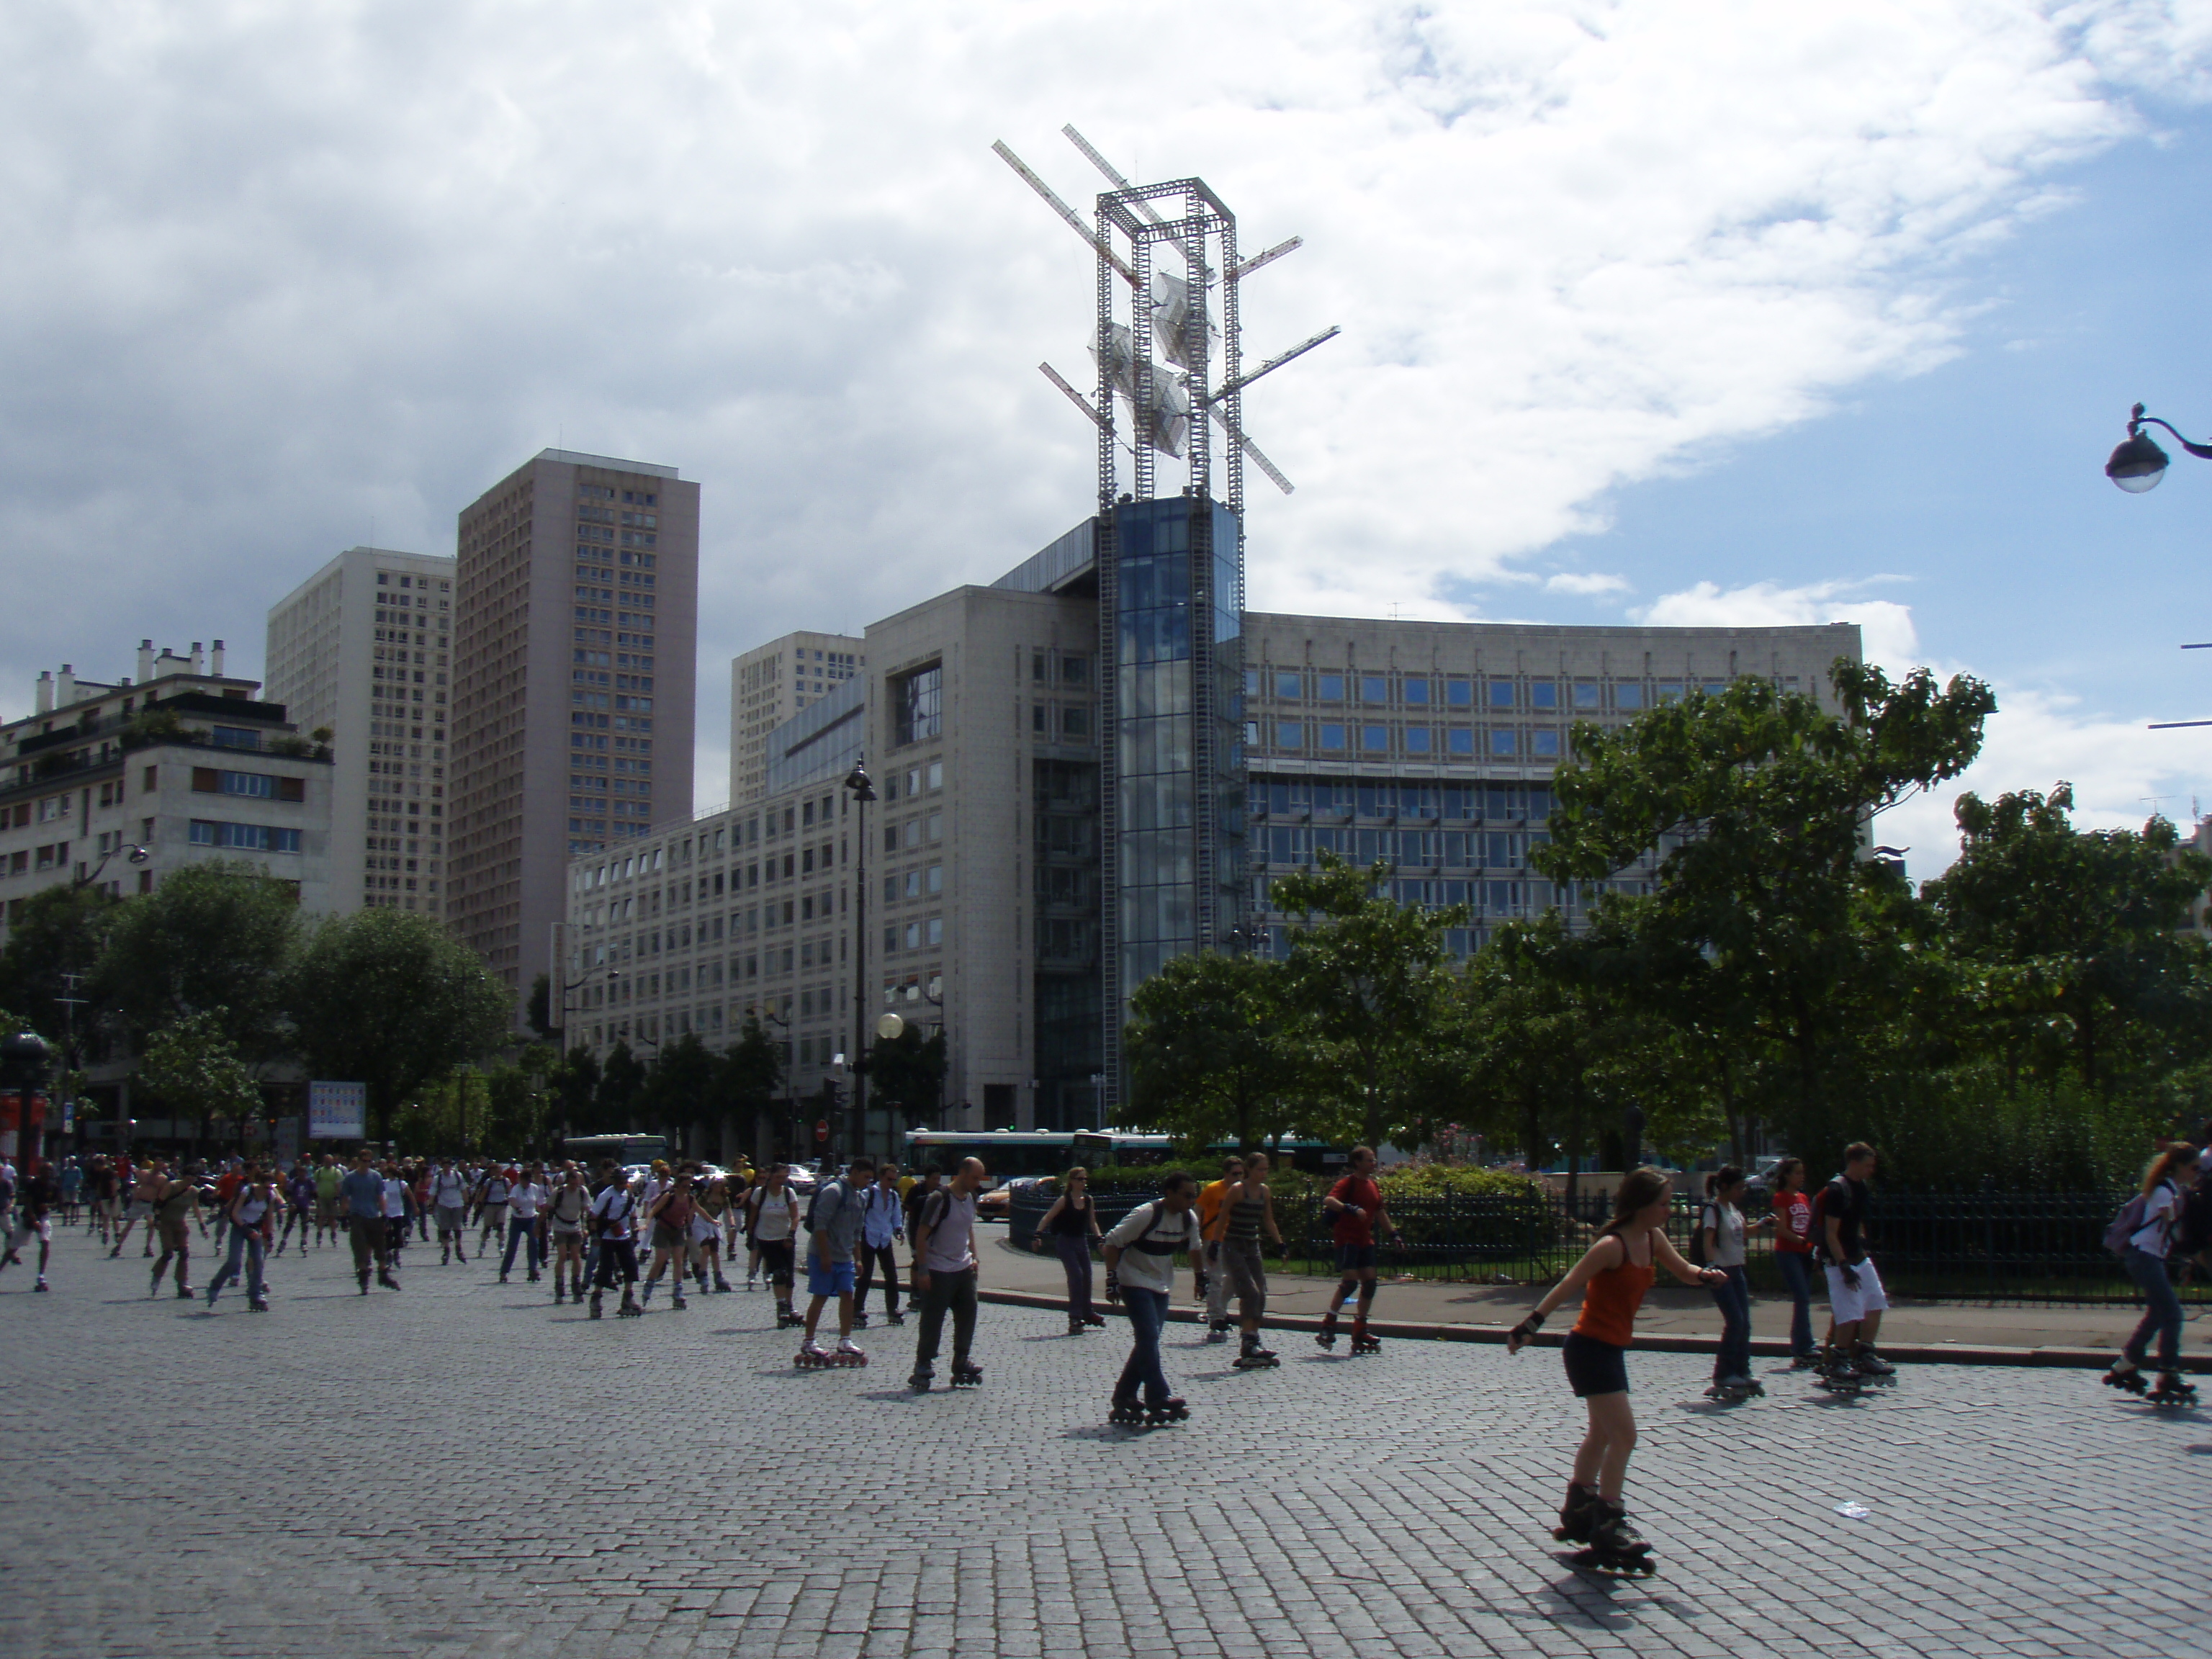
[
  {"xmin": 1551, "ymin": 1483, "xmax": 1600, "ymax": 1545},
  {"xmin": 908, "ymin": 1365, "xmax": 932, "ymax": 1393},
  {"xmin": 176, "ymin": 1282, "xmax": 194, "ymax": 1300},
  {"xmin": 1083, "ymin": 1311, "xmax": 1105, "ymax": 1328},
  {"xmin": 2103, "ymin": 1361, "xmax": 2148, "ymax": 1395},
  {"xmin": 526, "ymin": 1268, "xmax": 540, "ymax": 1283},
  {"xmin": 589, "ymin": 1290, "xmax": 604, "ymax": 1319},
  {"xmin": 1068, "ymin": 1315, "xmax": 1087, "ymax": 1336},
  {"xmin": 853, "ymin": 1310, "xmax": 871, "ymax": 1328},
  {"xmin": 775, "ymin": 1301, "xmax": 803, "ymax": 1329},
  {"xmin": 2146, "ymin": 1372, "xmax": 2199, "ymax": 1407},
  {"xmin": 713, "ymin": 1274, "xmax": 733, "ymax": 1293},
  {"xmin": 949, "ymin": 1359, "xmax": 983, "ymax": 1389},
  {"xmin": 639, "ymin": 1280, "xmax": 655, "ymax": 1308},
  {"xmin": 1703, "ymin": 1379, "xmax": 1751, "ymax": 1405},
  {"xmin": 833, "ymin": 1337, "xmax": 868, "ymax": 1368},
  {"xmin": 1146, "ymin": 1396, "xmax": 1190, "ymax": 1426},
  {"xmin": 1570, "ymin": 1499, "xmax": 1656, "ymax": 1576},
  {"xmin": 745, "ymin": 1273, "xmax": 758, "ymax": 1291},
  {"xmin": 1206, "ymin": 1318, "xmax": 1233, "ymax": 1344},
  {"xmin": 795, "ymin": 1339, "xmax": 831, "ymax": 1369},
  {"xmin": 1812, "ymin": 1354, "xmax": 1863, "ymax": 1395},
  {"xmin": 1790, "ymin": 1352, "xmax": 1821, "ymax": 1370},
  {"xmin": 1108, "ymin": 1394, "xmax": 1148, "ymax": 1427},
  {"xmin": 1316, "ymin": 1310, "xmax": 1339, "ymax": 1349},
  {"xmin": 886, "ymin": 1308, "xmax": 906, "ymax": 1326},
  {"xmin": 670, "ymin": 1286, "xmax": 688, "ymax": 1310},
  {"xmin": 1851, "ymin": 1345, "xmax": 1897, "ymax": 1384},
  {"xmin": 248, "ymin": 1298, "xmax": 269, "ymax": 1313},
  {"xmin": 441, "ymin": 1246, "xmax": 451, "ymax": 1266},
  {"xmin": 1233, "ymin": 1335, "xmax": 1280, "ymax": 1370},
  {"xmin": 1349, "ymin": 1323, "xmax": 1381, "ymax": 1355},
  {"xmin": 616, "ymin": 1291, "xmax": 643, "ymax": 1317},
  {"xmin": 149, "ymin": 1267, "xmax": 164, "ymax": 1299}
]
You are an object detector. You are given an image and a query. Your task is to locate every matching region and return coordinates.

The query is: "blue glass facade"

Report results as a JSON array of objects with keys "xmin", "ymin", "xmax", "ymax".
[{"xmin": 1107, "ymin": 495, "xmax": 1244, "ymax": 1020}]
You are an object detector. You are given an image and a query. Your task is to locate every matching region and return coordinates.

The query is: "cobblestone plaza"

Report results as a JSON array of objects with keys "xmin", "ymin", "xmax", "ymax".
[{"xmin": 2, "ymin": 1238, "xmax": 2204, "ymax": 1659}]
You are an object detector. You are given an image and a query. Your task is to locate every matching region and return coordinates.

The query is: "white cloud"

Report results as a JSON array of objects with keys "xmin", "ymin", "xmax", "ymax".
[
  {"xmin": 1881, "ymin": 680, "xmax": 2209, "ymax": 880},
  {"xmin": 1636, "ymin": 578, "xmax": 1921, "ymax": 670},
  {"xmin": 0, "ymin": 0, "xmax": 2206, "ymax": 814},
  {"xmin": 1543, "ymin": 571, "xmax": 1632, "ymax": 598}
]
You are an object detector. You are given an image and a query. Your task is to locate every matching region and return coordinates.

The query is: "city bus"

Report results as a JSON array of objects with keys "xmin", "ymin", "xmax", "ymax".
[
  {"xmin": 557, "ymin": 1132, "xmax": 670, "ymax": 1169},
  {"xmin": 901, "ymin": 1129, "xmax": 1173, "ymax": 1181}
]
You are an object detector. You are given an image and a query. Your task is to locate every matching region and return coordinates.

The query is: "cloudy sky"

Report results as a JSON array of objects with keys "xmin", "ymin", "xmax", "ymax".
[{"xmin": 6, "ymin": 0, "xmax": 2212, "ymax": 876}]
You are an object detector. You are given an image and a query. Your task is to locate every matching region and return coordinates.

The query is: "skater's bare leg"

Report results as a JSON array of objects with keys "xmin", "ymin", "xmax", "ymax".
[{"xmin": 1570, "ymin": 1393, "xmax": 1637, "ymax": 1503}]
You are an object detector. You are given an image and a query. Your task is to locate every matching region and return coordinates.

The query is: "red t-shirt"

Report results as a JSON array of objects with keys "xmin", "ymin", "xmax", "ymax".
[
  {"xmin": 1329, "ymin": 1175, "xmax": 1382, "ymax": 1246},
  {"xmin": 1772, "ymin": 1190, "xmax": 1813, "ymax": 1254}
]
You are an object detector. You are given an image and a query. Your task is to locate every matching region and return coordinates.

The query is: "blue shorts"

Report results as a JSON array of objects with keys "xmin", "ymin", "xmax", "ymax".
[
  {"xmin": 808, "ymin": 1259, "xmax": 856, "ymax": 1298},
  {"xmin": 1334, "ymin": 1244, "xmax": 1377, "ymax": 1273}
]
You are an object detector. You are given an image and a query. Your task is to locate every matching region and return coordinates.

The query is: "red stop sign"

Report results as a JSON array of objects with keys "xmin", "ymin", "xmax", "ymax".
[{"xmin": 814, "ymin": 1119, "xmax": 829, "ymax": 1143}]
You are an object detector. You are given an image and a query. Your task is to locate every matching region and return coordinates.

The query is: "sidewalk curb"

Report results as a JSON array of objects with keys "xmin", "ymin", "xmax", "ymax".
[{"xmin": 974, "ymin": 1288, "xmax": 2209, "ymax": 1372}]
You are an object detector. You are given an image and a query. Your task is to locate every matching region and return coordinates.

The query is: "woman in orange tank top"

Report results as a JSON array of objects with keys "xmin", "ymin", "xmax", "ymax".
[{"xmin": 1506, "ymin": 1167, "xmax": 1725, "ymax": 1573}]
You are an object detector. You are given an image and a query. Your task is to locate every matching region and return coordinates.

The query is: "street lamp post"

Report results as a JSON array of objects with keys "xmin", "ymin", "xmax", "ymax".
[
  {"xmin": 2106, "ymin": 403, "xmax": 2212, "ymax": 493},
  {"xmin": 842, "ymin": 760, "xmax": 877, "ymax": 1165}
]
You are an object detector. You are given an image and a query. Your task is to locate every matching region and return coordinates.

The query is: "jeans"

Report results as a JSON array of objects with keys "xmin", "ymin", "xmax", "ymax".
[
  {"xmin": 502, "ymin": 1214, "xmax": 544, "ymax": 1275},
  {"xmin": 1776, "ymin": 1251, "xmax": 1817, "ymax": 1357},
  {"xmin": 208, "ymin": 1228, "xmax": 266, "ymax": 1302},
  {"xmin": 855, "ymin": 1241, "xmax": 902, "ymax": 1313},
  {"xmin": 912, "ymin": 1266, "xmax": 977, "ymax": 1372},
  {"xmin": 1115, "ymin": 1287, "xmax": 1172, "ymax": 1406},
  {"xmin": 1708, "ymin": 1264, "xmax": 1752, "ymax": 1382},
  {"xmin": 1053, "ymin": 1231, "xmax": 1094, "ymax": 1322},
  {"xmin": 347, "ymin": 1215, "xmax": 388, "ymax": 1277},
  {"xmin": 2123, "ymin": 1246, "xmax": 2183, "ymax": 1369}
]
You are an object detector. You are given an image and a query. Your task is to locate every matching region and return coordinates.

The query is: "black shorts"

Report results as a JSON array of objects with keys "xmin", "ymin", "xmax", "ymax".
[
  {"xmin": 1561, "ymin": 1332, "xmax": 1629, "ymax": 1398},
  {"xmin": 1334, "ymin": 1244, "xmax": 1377, "ymax": 1273},
  {"xmin": 757, "ymin": 1239, "xmax": 795, "ymax": 1281}
]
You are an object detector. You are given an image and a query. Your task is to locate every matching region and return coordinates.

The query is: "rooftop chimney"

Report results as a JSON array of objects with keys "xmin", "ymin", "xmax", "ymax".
[
  {"xmin": 138, "ymin": 640, "xmax": 154, "ymax": 681},
  {"xmin": 56, "ymin": 665, "xmax": 76, "ymax": 708},
  {"xmin": 190, "ymin": 642, "xmax": 204, "ymax": 675},
  {"xmin": 34, "ymin": 670, "xmax": 52, "ymax": 714},
  {"xmin": 211, "ymin": 639, "xmax": 225, "ymax": 677}
]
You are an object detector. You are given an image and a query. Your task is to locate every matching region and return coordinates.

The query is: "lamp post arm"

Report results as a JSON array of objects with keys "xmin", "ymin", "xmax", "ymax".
[{"xmin": 2131, "ymin": 410, "xmax": 2212, "ymax": 460}]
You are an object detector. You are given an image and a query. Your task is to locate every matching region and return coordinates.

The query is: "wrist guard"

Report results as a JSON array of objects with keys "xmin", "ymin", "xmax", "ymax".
[{"xmin": 1510, "ymin": 1310, "xmax": 1546, "ymax": 1342}]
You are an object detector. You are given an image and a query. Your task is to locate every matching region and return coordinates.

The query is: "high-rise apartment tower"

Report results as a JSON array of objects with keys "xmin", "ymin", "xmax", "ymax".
[
  {"xmin": 729, "ymin": 631, "xmax": 864, "ymax": 803},
  {"xmin": 446, "ymin": 449, "xmax": 698, "ymax": 1002},
  {"xmin": 265, "ymin": 547, "xmax": 459, "ymax": 915}
]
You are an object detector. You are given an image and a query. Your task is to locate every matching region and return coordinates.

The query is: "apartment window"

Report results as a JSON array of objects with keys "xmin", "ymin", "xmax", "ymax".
[
  {"xmin": 1316, "ymin": 674, "xmax": 1345, "ymax": 703},
  {"xmin": 1359, "ymin": 675, "xmax": 1389, "ymax": 705},
  {"xmin": 1360, "ymin": 725, "xmax": 1389, "ymax": 753},
  {"xmin": 188, "ymin": 821, "xmax": 302, "ymax": 853},
  {"xmin": 1318, "ymin": 723, "xmax": 1346, "ymax": 752},
  {"xmin": 1531, "ymin": 730, "xmax": 1561, "ymax": 757},
  {"xmin": 1033, "ymin": 705, "xmax": 1046, "ymax": 734},
  {"xmin": 1274, "ymin": 671, "xmax": 1302, "ymax": 701},
  {"xmin": 1615, "ymin": 682, "xmax": 1645, "ymax": 711},
  {"xmin": 1032, "ymin": 653, "xmax": 1046, "ymax": 683},
  {"xmin": 1276, "ymin": 722, "xmax": 1303, "ymax": 749},
  {"xmin": 1488, "ymin": 680, "xmax": 1516, "ymax": 709},
  {"xmin": 143, "ymin": 766, "xmax": 158, "ymax": 792},
  {"xmin": 1061, "ymin": 656, "xmax": 1087, "ymax": 686},
  {"xmin": 1403, "ymin": 676, "xmax": 1431, "ymax": 706},
  {"xmin": 1572, "ymin": 682, "xmax": 1601, "ymax": 710},
  {"xmin": 1061, "ymin": 707, "xmax": 1088, "ymax": 738},
  {"xmin": 1491, "ymin": 731, "xmax": 1518, "ymax": 757},
  {"xmin": 1530, "ymin": 681, "xmax": 1558, "ymax": 710}
]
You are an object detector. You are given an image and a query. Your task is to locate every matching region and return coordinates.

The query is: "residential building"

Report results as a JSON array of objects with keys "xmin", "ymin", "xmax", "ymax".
[
  {"xmin": 0, "ymin": 642, "xmax": 334, "ymax": 932},
  {"xmin": 446, "ymin": 449, "xmax": 698, "ymax": 1007},
  {"xmin": 565, "ymin": 508, "xmax": 1860, "ymax": 1156},
  {"xmin": 730, "ymin": 631, "xmax": 865, "ymax": 803},
  {"xmin": 264, "ymin": 547, "xmax": 459, "ymax": 916}
]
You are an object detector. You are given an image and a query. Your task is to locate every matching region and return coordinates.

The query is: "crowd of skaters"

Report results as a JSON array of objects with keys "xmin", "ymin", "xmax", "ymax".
[{"xmin": 4, "ymin": 1131, "xmax": 2206, "ymax": 1572}]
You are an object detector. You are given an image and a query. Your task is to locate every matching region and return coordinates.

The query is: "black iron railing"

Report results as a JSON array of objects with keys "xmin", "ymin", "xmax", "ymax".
[{"xmin": 1007, "ymin": 1186, "xmax": 2208, "ymax": 1307}]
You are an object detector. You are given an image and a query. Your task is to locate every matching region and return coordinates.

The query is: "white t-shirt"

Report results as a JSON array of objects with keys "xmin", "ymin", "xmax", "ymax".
[
  {"xmin": 1103, "ymin": 1200, "xmax": 1202, "ymax": 1295},
  {"xmin": 508, "ymin": 1182, "xmax": 547, "ymax": 1220},
  {"xmin": 1701, "ymin": 1201, "xmax": 1747, "ymax": 1269},
  {"xmin": 917, "ymin": 1188, "xmax": 979, "ymax": 1274},
  {"xmin": 381, "ymin": 1178, "xmax": 408, "ymax": 1218},
  {"xmin": 751, "ymin": 1185, "xmax": 796, "ymax": 1242},
  {"xmin": 431, "ymin": 1169, "xmax": 469, "ymax": 1208},
  {"xmin": 590, "ymin": 1185, "xmax": 636, "ymax": 1239},
  {"xmin": 2131, "ymin": 1180, "xmax": 2182, "ymax": 1254}
]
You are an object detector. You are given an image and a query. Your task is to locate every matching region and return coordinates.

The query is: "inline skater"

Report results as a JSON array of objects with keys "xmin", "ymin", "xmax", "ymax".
[
  {"xmin": 587, "ymin": 1164, "xmax": 643, "ymax": 1318},
  {"xmin": 2, "ymin": 1158, "xmax": 58, "ymax": 1292},
  {"xmin": 1217, "ymin": 1154, "xmax": 1284, "ymax": 1370},
  {"xmin": 748, "ymin": 1164, "xmax": 801, "ymax": 1327},
  {"xmin": 638, "ymin": 1169, "xmax": 696, "ymax": 1310},
  {"xmin": 853, "ymin": 1162, "xmax": 907, "ymax": 1328},
  {"xmin": 1032, "ymin": 1166, "xmax": 1104, "ymax": 1334},
  {"xmin": 109, "ymin": 1160, "xmax": 160, "ymax": 1258},
  {"xmin": 340, "ymin": 1150, "xmax": 397, "ymax": 1294},
  {"xmin": 428, "ymin": 1159, "xmax": 470, "ymax": 1264},
  {"xmin": 796, "ymin": 1157, "xmax": 871, "ymax": 1368},
  {"xmin": 55, "ymin": 1158, "xmax": 81, "ymax": 1227},
  {"xmin": 474, "ymin": 1162, "xmax": 512, "ymax": 1257},
  {"xmin": 1815, "ymin": 1144, "xmax": 1890, "ymax": 1391},
  {"xmin": 1317, "ymin": 1146, "xmax": 1401, "ymax": 1354},
  {"xmin": 545, "ymin": 1163, "xmax": 590, "ymax": 1303},
  {"xmin": 1699, "ymin": 1166, "xmax": 1767, "ymax": 1402},
  {"xmin": 2104, "ymin": 1141, "xmax": 2201, "ymax": 1406},
  {"xmin": 204, "ymin": 1164, "xmax": 277, "ymax": 1312},
  {"xmin": 274, "ymin": 1159, "xmax": 314, "ymax": 1256},
  {"xmin": 1102, "ymin": 1172, "xmax": 1205, "ymax": 1426},
  {"xmin": 694, "ymin": 1174, "xmax": 735, "ymax": 1293},
  {"xmin": 1507, "ymin": 1167, "xmax": 1727, "ymax": 1575},
  {"xmin": 500, "ymin": 1162, "xmax": 547, "ymax": 1284},
  {"xmin": 379, "ymin": 1160, "xmax": 413, "ymax": 1270},
  {"xmin": 1767, "ymin": 1158, "xmax": 1819, "ymax": 1367},
  {"xmin": 148, "ymin": 1164, "xmax": 206, "ymax": 1299},
  {"xmin": 909, "ymin": 1157, "xmax": 986, "ymax": 1393},
  {"xmin": 1195, "ymin": 1156, "xmax": 1241, "ymax": 1341},
  {"xmin": 88, "ymin": 1156, "xmax": 121, "ymax": 1245},
  {"xmin": 313, "ymin": 1154, "xmax": 343, "ymax": 1249}
]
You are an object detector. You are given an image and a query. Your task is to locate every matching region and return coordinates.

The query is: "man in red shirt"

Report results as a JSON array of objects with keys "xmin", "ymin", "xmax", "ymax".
[{"xmin": 1317, "ymin": 1146, "xmax": 1400, "ymax": 1354}]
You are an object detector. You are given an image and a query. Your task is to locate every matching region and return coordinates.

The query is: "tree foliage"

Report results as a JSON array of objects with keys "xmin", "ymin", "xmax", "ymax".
[
  {"xmin": 97, "ymin": 861, "xmax": 300, "ymax": 1062},
  {"xmin": 287, "ymin": 907, "xmax": 513, "ymax": 1142},
  {"xmin": 0, "ymin": 884, "xmax": 122, "ymax": 1059},
  {"xmin": 1125, "ymin": 950, "xmax": 1303, "ymax": 1150},
  {"xmin": 139, "ymin": 1009, "xmax": 264, "ymax": 1129}
]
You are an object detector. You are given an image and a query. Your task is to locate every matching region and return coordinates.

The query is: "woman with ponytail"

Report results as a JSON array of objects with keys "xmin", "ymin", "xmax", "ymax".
[{"xmin": 2103, "ymin": 1142, "xmax": 2201, "ymax": 1406}]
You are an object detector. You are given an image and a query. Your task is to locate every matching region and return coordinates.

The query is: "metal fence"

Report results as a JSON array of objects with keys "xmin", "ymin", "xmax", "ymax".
[{"xmin": 1008, "ymin": 1186, "xmax": 2209, "ymax": 1307}]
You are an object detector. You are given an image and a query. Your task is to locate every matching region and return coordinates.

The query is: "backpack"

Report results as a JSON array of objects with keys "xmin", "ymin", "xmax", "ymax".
[{"xmin": 2103, "ymin": 1188, "xmax": 2156, "ymax": 1256}]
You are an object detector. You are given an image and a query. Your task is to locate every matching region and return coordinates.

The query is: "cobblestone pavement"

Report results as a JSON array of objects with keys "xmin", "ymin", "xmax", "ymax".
[{"xmin": 3, "ymin": 1226, "xmax": 2207, "ymax": 1659}]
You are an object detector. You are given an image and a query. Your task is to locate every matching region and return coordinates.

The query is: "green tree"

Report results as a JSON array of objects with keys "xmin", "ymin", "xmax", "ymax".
[
  {"xmin": 1124, "ymin": 950, "xmax": 1302, "ymax": 1151},
  {"xmin": 526, "ymin": 973, "xmax": 556, "ymax": 1041},
  {"xmin": 597, "ymin": 1040, "xmax": 647, "ymax": 1123},
  {"xmin": 640, "ymin": 1032, "xmax": 716, "ymax": 1148},
  {"xmin": 711, "ymin": 1017, "xmax": 785, "ymax": 1156},
  {"xmin": 1535, "ymin": 662, "xmax": 1994, "ymax": 1131},
  {"xmin": 97, "ymin": 860, "xmax": 300, "ymax": 1062},
  {"xmin": 1270, "ymin": 854, "xmax": 1471, "ymax": 1148},
  {"xmin": 1924, "ymin": 784, "xmax": 2212, "ymax": 1092},
  {"xmin": 553, "ymin": 1043, "xmax": 601, "ymax": 1132},
  {"xmin": 0, "ymin": 884, "xmax": 121, "ymax": 1060},
  {"xmin": 287, "ymin": 907, "xmax": 513, "ymax": 1143},
  {"xmin": 138, "ymin": 1009, "xmax": 264, "ymax": 1138},
  {"xmin": 866, "ymin": 1021, "xmax": 948, "ymax": 1130}
]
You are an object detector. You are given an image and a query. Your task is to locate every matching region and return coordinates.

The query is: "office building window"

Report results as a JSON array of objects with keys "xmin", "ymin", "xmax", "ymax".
[
  {"xmin": 895, "ymin": 663, "xmax": 943, "ymax": 745},
  {"xmin": 1360, "ymin": 724, "xmax": 1389, "ymax": 753}
]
